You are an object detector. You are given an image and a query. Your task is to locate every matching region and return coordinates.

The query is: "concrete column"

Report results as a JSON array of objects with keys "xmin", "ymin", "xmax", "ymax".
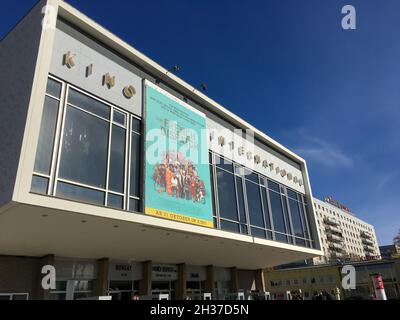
[
  {"xmin": 255, "ymin": 269, "xmax": 265, "ymax": 292},
  {"xmin": 34, "ymin": 254, "xmax": 55, "ymax": 300},
  {"xmin": 175, "ymin": 263, "xmax": 187, "ymax": 300},
  {"xmin": 230, "ymin": 267, "xmax": 239, "ymax": 293},
  {"xmin": 95, "ymin": 258, "xmax": 109, "ymax": 297},
  {"xmin": 139, "ymin": 261, "xmax": 152, "ymax": 297},
  {"xmin": 205, "ymin": 265, "xmax": 215, "ymax": 298}
]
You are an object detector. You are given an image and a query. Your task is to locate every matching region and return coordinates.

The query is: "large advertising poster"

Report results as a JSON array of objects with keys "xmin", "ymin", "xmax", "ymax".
[{"xmin": 144, "ymin": 82, "xmax": 214, "ymax": 228}]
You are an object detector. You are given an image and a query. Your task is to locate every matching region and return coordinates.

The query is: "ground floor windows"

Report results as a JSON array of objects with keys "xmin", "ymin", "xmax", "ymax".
[
  {"xmin": 108, "ymin": 280, "xmax": 140, "ymax": 300},
  {"xmin": 49, "ymin": 280, "xmax": 95, "ymax": 300},
  {"xmin": 0, "ymin": 293, "xmax": 29, "ymax": 300},
  {"xmin": 210, "ymin": 152, "xmax": 313, "ymax": 248},
  {"xmin": 31, "ymin": 76, "xmax": 142, "ymax": 212}
]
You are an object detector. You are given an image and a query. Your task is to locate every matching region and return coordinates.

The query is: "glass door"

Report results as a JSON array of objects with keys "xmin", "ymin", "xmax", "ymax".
[{"xmin": 151, "ymin": 281, "xmax": 175, "ymax": 300}]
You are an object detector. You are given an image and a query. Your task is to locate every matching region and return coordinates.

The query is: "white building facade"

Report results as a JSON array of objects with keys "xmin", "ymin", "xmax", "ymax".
[
  {"xmin": 0, "ymin": 0, "xmax": 323, "ymax": 300},
  {"xmin": 313, "ymin": 197, "xmax": 380, "ymax": 265}
]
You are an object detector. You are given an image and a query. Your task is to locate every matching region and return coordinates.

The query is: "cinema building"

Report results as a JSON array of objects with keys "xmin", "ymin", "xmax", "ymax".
[{"xmin": 0, "ymin": 0, "xmax": 323, "ymax": 300}]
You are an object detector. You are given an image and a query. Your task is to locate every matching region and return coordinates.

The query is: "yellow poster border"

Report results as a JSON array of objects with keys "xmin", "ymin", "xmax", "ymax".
[{"xmin": 145, "ymin": 207, "xmax": 214, "ymax": 228}]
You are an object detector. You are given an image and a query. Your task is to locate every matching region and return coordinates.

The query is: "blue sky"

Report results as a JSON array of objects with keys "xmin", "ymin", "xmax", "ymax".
[{"xmin": 1, "ymin": 0, "xmax": 399, "ymax": 245}]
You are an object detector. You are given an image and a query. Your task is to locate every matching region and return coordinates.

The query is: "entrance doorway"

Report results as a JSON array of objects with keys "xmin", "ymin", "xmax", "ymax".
[
  {"xmin": 186, "ymin": 281, "xmax": 205, "ymax": 300},
  {"xmin": 151, "ymin": 281, "xmax": 175, "ymax": 300},
  {"xmin": 108, "ymin": 280, "xmax": 140, "ymax": 300}
]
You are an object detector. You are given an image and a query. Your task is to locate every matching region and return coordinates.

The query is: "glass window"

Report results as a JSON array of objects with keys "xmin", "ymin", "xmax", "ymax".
[
  {"xmin": 58, "ymin": 106, "xmax": 109, "ymax": 188},
  {"xmin": 243, "ymin": 169, "xmax": 259, "ymax": 183},
  {"xmin": 31, "ymin": 175, "xmax": 49, "ymax": 194},
  {"xmin": 46, "ymin": 78, "xmax": 61, "ymax": 98},
  {"xmin": 68, "ymin": 88, "xmax": 110, "ymax": 119},
  {"xmin": 131, "ymin": 116, "xmax": 141, "ymax": 134},
  {"xmin": 220, "ymin": 220, "xmax": 240, "ymax": 233},
  {"xmin": 215, "ymin": 155, "xmax": 233, "ymax": 172},
  {"xmin": 246, "ymin": 180, "xmax": 264, "ymax": 228},
  {"xmin": 129, "ymin": 198, "xmax": 140, "ymax": 212},
  {"xmin": 251, "ymin": 227, "xmax": 266, "ymax": 239},
  {"xmin": 108, "ymin": 193, "xmax": 124, "ymax": 209},
  {"xmin": 113, "ymin": 110, "xmax": 126, "ymax": 127},
  {"xmin": 287, "ymin": 189, "xmax": 297, "ymax": 200},
  {"xmin": 289, "ymin": 198, "xmax": 304, "ymax": 238},
  {"xmin": 267, "ymin": 180, "xmax": 280, "ymax": 193},
  {"xmin": 34, "ymin": 96, "xmax": 59, "ymax": 175},
  {"xmin": 109, "ymin": 125, "xmax": 126, "ymax": 193},
  {"xmin": 130, "ymin": 132, "xmax": 141, "ymax": 197},
  {"xmin": 260, "ymin": 187, "xmax": 272, "ymax": 230},
  {"xmin": 269, "ymin": 190, "xmax": 286, "ymax": 234},
  {"xmin": 235, "ymin": 176, "xmax": 246, "ymax": 224},
  {"xmin": 56, "ymin": 182, "xmax": 105, "ymax": 206},
  {"xmin": 216, "ymin": 168, "xmax": 238, "ymax": 221}
]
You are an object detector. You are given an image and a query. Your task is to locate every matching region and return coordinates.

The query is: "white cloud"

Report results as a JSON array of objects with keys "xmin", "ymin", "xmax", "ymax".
[{"xmin": 292, "ymin": 130, "xmax": 354, "ymax": 168}]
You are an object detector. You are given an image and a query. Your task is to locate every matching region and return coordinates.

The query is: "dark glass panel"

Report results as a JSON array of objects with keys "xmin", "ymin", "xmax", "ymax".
[
  {"xmin": 68, "ymin": 88, "xmax": 110, "ymax": 119},
  {"xmin": 113, "ymin": 110, "xmax": 126, "ymax": 127},
  {"xmin": 34, "ymin": 96, "xmax": 59, "ymax": 174},
  {"xmin": 289, "ymin": 198, "xmax": 304, "ymax": 238},
  {"xmin": 109, "ymin": 125, "xmax": 126, "ymax": 193},
  {"xmin": 59, "ymin": 106, "xmax": 109, "ymax": 189},
  {"xmin": 56, "ymin": 182, "xmax": 105, "ymax": 206},
  {"xmin": 267, "ymin": 180, "xmax": 280, "ymax": 193},
  {"xmin": 215, "ymin": 155, "xmax": 233, "ymax": 172},
  {"xmin": 251, "ymin": 227, "xmax": 266, "ymax": 239},
  {"xmin": 235, "ymin": 176, "xmax": 246, "ymax": 223},
  {"xmin": 269, "ymin": 190, "xmax": 286, "ymax": 234},
  {"xmin": 31, "ymin": 175, "xmax": 49, "ymax": 194},
  {"xmin": 129, "ymin": 198, "xmax": 140, "ymax": 212},
  {"xmin": 220, "ymin": 220, "xmax": 240, "ymax": 233},
  {"xmin": 216, "ymin": 168, "xmax": 238, "ymax": 221},
  {"xmin": 46, "ymin": 78, "xmax": 61, "ymax": 98},
  {"xmin": 108, "ymin": 193, "xmax": 124, "ymax": 209},
  {"xmin": 260, "ymin": 187, "xmax": 272, "ymax": 229},
  {"xmin": 131, "ymin": 117, "xmax": 141, "ymax": 133},
  {"xmin": 246, "ymin": 180, "xmax": 264, "ymax": 228},
  {"xmin": 129, "ymin": 132, "xmax": 141, "ymax": 197}
]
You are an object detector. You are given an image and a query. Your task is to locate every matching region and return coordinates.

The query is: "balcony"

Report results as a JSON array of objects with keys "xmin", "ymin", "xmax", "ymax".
[
  {"xmin": 324, "ymin": 217, "xmax": 340, "ymax": 226},
  {"xmin": 329, "ymin": 243, "xmax": 344, "ymax": 251},
  {"xmin": 330, "ymin": 251, "xmax": 344, "ymax": 258},
  {"xmin": 360, "ymin": 231, "xmax": 373, "ymax": 239},
  {"xmin": 327, "ymin": 233, "xmax": 343, "ymax": 243},
  {"xmin": 325, "ymin": 225, "xmax": 342, "ymax": 235},
  {"xmin": 362, "ymin": 238, "xmax": 374, "ymax": 245},
  {"xmin": 364, "ymin": 245, "xmax": 375, "ymax": 253}
]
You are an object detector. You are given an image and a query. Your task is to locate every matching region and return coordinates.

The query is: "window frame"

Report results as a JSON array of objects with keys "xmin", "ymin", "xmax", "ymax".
[{"xmin": 32, "ymin": 75, "xmax": 142, "ymax": 213}]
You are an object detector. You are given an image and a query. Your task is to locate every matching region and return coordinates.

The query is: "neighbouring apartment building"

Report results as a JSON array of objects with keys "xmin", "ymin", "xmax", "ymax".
[
  {"xmin": 312, "ymin": 197, "xmax": 380, "ymax": 265},
  {"xmin": 0, "ymin": 0, "xmax": 323, "ymax": 300}
]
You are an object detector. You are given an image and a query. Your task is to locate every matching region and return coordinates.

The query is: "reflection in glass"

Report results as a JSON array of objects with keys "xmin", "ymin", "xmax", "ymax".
[
  {"xmin": 108, "ymin": 193, "xmax": 124, "ymax": 209},
  {"xmin": 46, "ymin": 78, "xmax": 61, "ymax": 98},
  {"xmin": 289, "ymin": 198, "xmax": 304, "ymax": 238},
  {"xmin": 130, "ymin": 132, "xmax": 141, "ymax": 197},
  {"xmin": 129, "ymin": 198, "xmax": 140, "ymax": 212},
  {"xmin": 235, "ymin": 177, "xmax": 246, "ymax": 223},
  {"xmin": 113, "ymin": 110, "xmax": 126, "ymax": 127},
  {"xmin": 220, "ymin": 220, "xmax": 240, "ymax": 233},
  {"xmin": 216, "ymin": 168, "xmax": 238, "ymax": 221},
  {"xmin": 59, "ymin": 106, "xmax": 109, "ymax": 188},
  {"xmin": 269, "ymin": 190, "xmax": 286, "ymax": 234},
  {"xmin": 34, "ymin": 96, "xmax": 59, "ymax": 174},
  {"xmin": 31, "ymin": 175, "xmax": 49, "ymax": 194},
  {"xmin": 246, "ymin": 181, "xmax": 264, "ymax": 228},
  {"xmin": 68, "ymin": 88, "xmax": 110, "ymax": 119},
  {"xmin": 56, "ymin": 182, "xmax": 105, "ymax": 205},
  {"xmin": 109, "ymin": 125, "xmax": 126, "ymax": 193}
]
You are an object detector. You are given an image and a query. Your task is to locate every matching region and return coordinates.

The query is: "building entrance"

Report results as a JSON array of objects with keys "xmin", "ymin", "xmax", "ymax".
[{"xmin": 151, "ymin": 281, "xmax": 175, "ymax": 300}]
